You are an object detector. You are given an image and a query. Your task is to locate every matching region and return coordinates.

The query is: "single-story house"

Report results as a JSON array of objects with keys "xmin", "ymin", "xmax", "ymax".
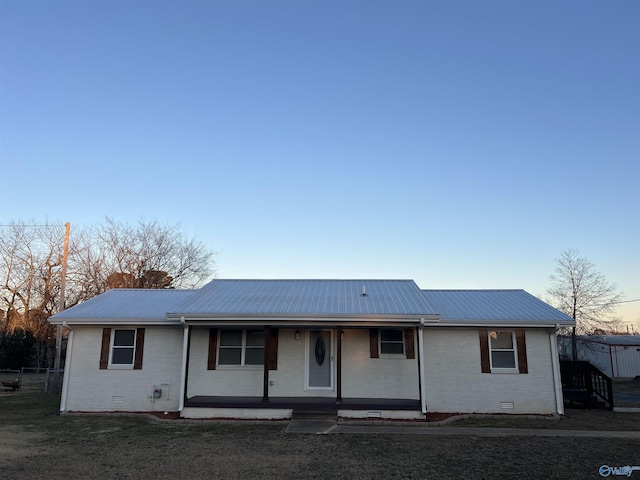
[
  {"xmin": 558, "ymin": 335, "xmax": 640, "ymax": 378},
  {"xmin": 49, "ymin": 279, "xmax": 574, "ymax": 420}
]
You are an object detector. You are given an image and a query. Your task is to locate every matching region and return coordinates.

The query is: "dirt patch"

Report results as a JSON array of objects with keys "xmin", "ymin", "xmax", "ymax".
[{"xmin": 0, "ymin": 426, "xmax": 47, "ymax": 469}]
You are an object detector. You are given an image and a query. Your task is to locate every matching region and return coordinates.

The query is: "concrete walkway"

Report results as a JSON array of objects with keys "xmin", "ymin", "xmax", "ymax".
[
  {"xmin": 285, "ymin": 420, "xmax": 640, "ymax": 438},
  {"xmin": 285, "ymin": 418, "xmax": 338, "ymax": 434},
  {"xmin": 332, "ymin": 425, "xmax": 640, "ymax": 438}
]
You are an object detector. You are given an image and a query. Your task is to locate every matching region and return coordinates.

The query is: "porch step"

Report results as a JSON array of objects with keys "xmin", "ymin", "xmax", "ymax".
[
  {"xmin": 287, "ymin": 410, "xmax": 338, "ymax": 434},
  {"xmin": 291, "ymin": 409, "xmax": 338, "ymax": 421}
]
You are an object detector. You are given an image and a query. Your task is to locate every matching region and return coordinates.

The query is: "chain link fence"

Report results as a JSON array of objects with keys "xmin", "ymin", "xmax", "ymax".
[
  {"xmin": 45, "ymin": 368, "xmax": 64, "ymax": 394},
  {"xmin": 1, "ymin": 368, "xmax": 64, "ymax": 394}
]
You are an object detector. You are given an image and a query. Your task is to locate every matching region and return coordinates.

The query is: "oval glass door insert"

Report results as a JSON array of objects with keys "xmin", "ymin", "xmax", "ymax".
[{"xmin": 314, "ymin": 336, "xmax": 326, "ymax": 366}]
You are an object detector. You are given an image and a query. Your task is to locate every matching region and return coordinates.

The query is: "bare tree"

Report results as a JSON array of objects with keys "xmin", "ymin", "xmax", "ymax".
[
  {"xmin": 93, "ymin": 218, "xmax": 215, "ymax": 290},
  {"xmin": 1, "ymin": 219, "xmax": 216, "ymax": 331},
  {"xmin": 547, "ymin": 249, "xmax": 623, "ymax": 360},
  {"xmin": 0, "ymin": 222, "xmax": 64, "ymax": 338}
]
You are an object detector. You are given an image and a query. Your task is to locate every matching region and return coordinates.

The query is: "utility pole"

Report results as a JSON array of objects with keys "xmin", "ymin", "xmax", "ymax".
[{"xmin": 54, "ymin": 222, "xmax": 70, "ymax": 370}]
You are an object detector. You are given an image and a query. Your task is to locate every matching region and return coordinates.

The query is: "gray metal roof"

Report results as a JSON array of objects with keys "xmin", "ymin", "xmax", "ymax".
[
  {"xmin": 168, "ymin": 279, "xmax": 437, "ymax": 317},
  {"xmin": 420, "ymin": 290, "xmax": 574, "ymax": 324},
  {"xmin": 49, "ymin": 289, "xmax": 195, "ymax": 323},
  {"xmin": 578, "ymin": 335, "xmax": 640, "ymax": 346},
  {"xmin": 47, "ymin": 281, "xmax": 575, "ymax": 327}
]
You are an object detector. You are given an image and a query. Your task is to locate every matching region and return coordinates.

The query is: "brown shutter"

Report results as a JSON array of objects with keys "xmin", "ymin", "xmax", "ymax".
[
  {"xmin": 404, "ymin": 328, "xmax": 416, "ymax": 359},
  {"xmin": 133, "ymin": 328, "xmax": 145, "ymax": 370},
  {"xmin": 99, "ymin": 328, "xmax": 111, "ymax": 369},
  {"xmin": 516, "ymin": 330, "xmax": 528, "ymax": 374},
  {"xmin": 207, "ymin": 328, "xmax": 218, "ymax": 370},
  {"xmin": 369, "ymin": 329, "xmax": 379, "ymax": 358},
  {"xmin": 267, "ymin": 328, "xmax": 279, "ymax": 371},
  {"xmin": 479, "ymin": 329, "xmax": 491, "ymax": 373}
]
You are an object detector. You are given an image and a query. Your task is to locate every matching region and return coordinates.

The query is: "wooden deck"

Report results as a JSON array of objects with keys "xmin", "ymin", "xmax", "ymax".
[{"xmin": 185, "ymin": 396, "xmax": 421, "ymax": 411}]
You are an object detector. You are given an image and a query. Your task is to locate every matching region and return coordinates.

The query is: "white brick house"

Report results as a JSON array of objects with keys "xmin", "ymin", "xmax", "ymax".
[{"xmin": 49, "ymin": 279, "xmax": 573, "ymax": 419}]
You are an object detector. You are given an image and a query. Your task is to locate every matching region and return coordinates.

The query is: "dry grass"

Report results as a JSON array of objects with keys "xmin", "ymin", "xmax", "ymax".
[
  {"xmin": 450, "ymin": 408, "xmax": 640, "ymax": 431},
  {"xmin": 1, "ymin": 392, "xmax": 639, "ymax": 479}
]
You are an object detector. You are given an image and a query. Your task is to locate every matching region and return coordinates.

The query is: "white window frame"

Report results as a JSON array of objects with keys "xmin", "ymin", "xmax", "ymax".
[
  {"xmin": 488, "ymin": 330, "xmax": 518, "ymax": 373},
  {"xmin": 217, "ymin": 329, "xmax": 265, "ymax": 367},
  {"xmin": 109, "ymin": 328, "xmax": 137, "ymax": 370},
  {"xmin": 379, "ymin": 329, "xmax": 405, "ymax": 357}
]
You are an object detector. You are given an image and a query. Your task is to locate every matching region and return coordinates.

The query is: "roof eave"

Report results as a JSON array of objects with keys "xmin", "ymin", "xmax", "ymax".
[
  {"xmin": 429, "ymin": 319, "xmax": 575, "ymax": 328},
  {"xmin": 167, "ymin": 313, "xmax": 439, "ymax": 326},
  {"xmin": 49, "ymin": 318, "xmax": 183, "ymax": 326}
]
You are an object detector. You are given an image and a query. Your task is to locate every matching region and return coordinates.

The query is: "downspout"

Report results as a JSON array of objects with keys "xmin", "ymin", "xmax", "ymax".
[
  {"xmin": 59, "ymin": 321, "xmax": 73, "ymax": 412},
  {"xmin": 178, "ymin": 316, "xmax": 189, "ymax": 413},
  {"xmin": 549, "ymin": 324, "xmax": 564, "ymax": 415},
  {"xmin": 418, "ymin": 318, "xmax": 427, "ymax": 415}
]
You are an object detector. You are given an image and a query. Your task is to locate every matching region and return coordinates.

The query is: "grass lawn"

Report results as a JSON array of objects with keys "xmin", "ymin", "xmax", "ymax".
[
  {"xmin": 450, "ymin": 408, "xmax": 640, "ymax": 431},
  {"xmin": 1, "ymin": 392, "xmax": 639, "ymax": 480}
]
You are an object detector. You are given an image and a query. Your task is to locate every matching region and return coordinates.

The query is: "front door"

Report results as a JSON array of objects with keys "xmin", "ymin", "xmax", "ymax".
[{"xmin": 307, "ymin": 330, "xmax": 332, "ymax": 389}]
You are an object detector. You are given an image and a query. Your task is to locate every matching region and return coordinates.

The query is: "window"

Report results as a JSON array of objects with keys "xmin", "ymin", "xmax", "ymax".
[
  {"xmin": 112, "ymin": 330, "xmax": 136, "ymax": 365},
  {"xmin": 380, "ymin": 329, "xmax": 405, "ymax": 355},
  {"xmin": 489, "ymin": 331, "xmax": 516, "ymax": 369},
  {"xmin": 480, "ymin": 329, "xmax": 528, "ymax": 374},
  {"xmin": 218, "ymin": 329, "xmax": 264, "ymax": 366},
  {"xmin": 99, "ymin": 327, "xmax": 145, "ymax": 370},
  {"xmin": 369, "ymin": 328, "xmax": 415, "ymax": 359}
]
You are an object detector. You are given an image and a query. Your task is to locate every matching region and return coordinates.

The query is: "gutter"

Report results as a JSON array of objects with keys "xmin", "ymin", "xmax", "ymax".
[
  {"xmin": 166, "ymin": 313, "xmax": 439, "ymax": 324},
  {"xmin": 59, "ymin": 321, "xmax": 73, "ymax": 412},
  {"xmin": 418, "ymin": 318, "xmax": 427, "ymax": 415},
  {"xmin": 430, "ymin": 320, "xmax": 575, "ymax": 329},
  {"xmin": 49, "ymin": 318, "xmax": 183, "ymax": 327},
  {"xmin": 178, "ymin": 316, "xmax": 189, "ymax": 413}
]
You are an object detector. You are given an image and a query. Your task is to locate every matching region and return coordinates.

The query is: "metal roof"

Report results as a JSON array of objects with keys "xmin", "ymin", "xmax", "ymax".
[
  {"xmin": 578, "ymin": 335, "xmax": 640, "ymax": 346},
  {"xmin": 48, "ymin": 281, "xmax": 575, "ymax": 327},
  {"xmin": 49, "ymin": 289, "xmax": 195, "ymax": 323},
  {"xmin": 168, "ymin": 279, "xmax": 437, "ymax": 318},
  {"xmin": 420, "ymin": 290, "xmax": 574, "ymax": 324}
]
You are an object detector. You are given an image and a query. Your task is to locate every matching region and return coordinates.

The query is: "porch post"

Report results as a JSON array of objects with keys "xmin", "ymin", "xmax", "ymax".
[
  {"xmin": 336, "ymin": 327, "xmax": 342, "ymax": 403},
  {"xmin": 263, "ymin": 326, "xmax": 271, "ymax": 402}
]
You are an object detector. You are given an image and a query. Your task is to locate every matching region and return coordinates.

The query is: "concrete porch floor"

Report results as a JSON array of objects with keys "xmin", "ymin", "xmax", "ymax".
[{"xmin": 185, "ymin": 396, "xmax": 421, "ymax": 411}]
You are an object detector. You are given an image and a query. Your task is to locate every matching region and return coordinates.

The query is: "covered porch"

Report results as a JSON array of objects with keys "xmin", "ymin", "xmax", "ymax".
[
  {"xmin": 182, "ymin": 395, "xmax": 424, "ymax": 420},
  {"xmin": 179, "ymin": 323, "xmax": 428, "ymax": 419}
]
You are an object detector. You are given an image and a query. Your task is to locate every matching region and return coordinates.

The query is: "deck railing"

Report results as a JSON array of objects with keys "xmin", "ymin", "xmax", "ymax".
[{"xmin": 560, "ymin": 360, "xmax": 614, "ymax": 410}]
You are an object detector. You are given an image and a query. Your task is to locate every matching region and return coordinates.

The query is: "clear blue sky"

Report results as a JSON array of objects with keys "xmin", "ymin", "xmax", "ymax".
[{"xmin": 1, "ymin": 1, "xmax": 638, "ymax": 327}]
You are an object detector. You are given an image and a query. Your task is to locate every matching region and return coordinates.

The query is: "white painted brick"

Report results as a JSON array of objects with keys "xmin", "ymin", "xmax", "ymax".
[
  {"xmin": 188, "ymin": 328, "xmax": 419, "ymax": 400},
  {"xmin": 188, "ymin": 327, "xmax": 263, "ymax": 397},
  {"xmin": 423, "ymin": 328, "xmax": 557, "ymax": 414},
  {"xmin": 65, "ymin": 326, "xmax": 183, "ymax": 412},
  {"xmin": 64, "ymin": 326, "xmax": 559, "ymax": 416},
  {"xmin": 341, "ymin": 329, "xmax": 419, "ymax": 400}
]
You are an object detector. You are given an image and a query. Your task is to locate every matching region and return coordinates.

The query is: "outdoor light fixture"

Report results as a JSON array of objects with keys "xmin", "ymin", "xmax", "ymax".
[{"xmin": 295, "ymin": 330, "xmax": 300, "ymax": 340}]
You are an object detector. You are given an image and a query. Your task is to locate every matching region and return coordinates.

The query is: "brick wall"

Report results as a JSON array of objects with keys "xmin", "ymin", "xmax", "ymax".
[
  {"xmin": 65, "ymin": 326, "xmax": 183, "ymax": 412},
  {"xmin": 423, "ymin": 328, "xmax": 557, "ymax": 414}
]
